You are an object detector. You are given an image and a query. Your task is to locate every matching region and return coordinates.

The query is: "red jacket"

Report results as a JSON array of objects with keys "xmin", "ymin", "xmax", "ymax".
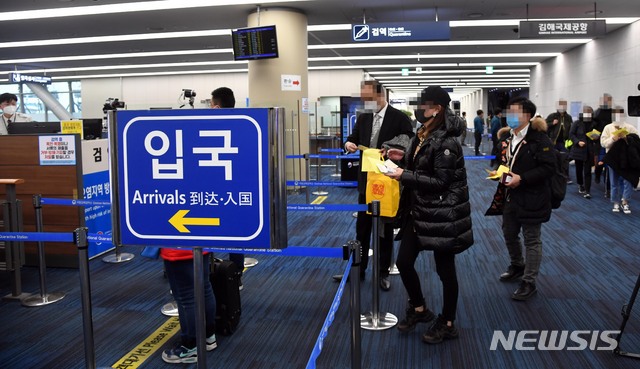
[{"xmin": 160, "ymin": 248, "xmax": 208, "ymax": 261}]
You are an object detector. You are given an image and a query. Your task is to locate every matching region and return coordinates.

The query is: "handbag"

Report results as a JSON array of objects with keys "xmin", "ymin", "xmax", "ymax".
[{"xmin": 366, "ymin": 172, "xmax": 400, "ymax": 218}]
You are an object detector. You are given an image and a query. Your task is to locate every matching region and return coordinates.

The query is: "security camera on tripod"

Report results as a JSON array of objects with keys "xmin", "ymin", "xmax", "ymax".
[
  {"xmin": 102, "ymin": 98, "xmax": 126, "ymax": 130},
  {"xmin": 179, "ymin": 89, "xmax": 196, "ymax": 108}
]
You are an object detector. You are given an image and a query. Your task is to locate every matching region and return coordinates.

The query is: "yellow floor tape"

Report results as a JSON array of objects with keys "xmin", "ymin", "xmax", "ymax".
[
  {"xmin": 111, "ymin": 317, "xmax": 180, "ymax": 369},
  {"xmin": 310, "ymin": 195, "xmax": 327, "ymax": 205}
]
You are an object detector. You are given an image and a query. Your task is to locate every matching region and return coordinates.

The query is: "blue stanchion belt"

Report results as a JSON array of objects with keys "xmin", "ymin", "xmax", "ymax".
[
  {"xmin": 464, "ymin": 155, "xmax": 495, "ymax": 160},
  {"xmin": 41, "ymin": 198, "xmax": 111, "ymax": 207},
  {"xmin": 286, "ymin": 154, "xmax": 360, "ymax": 159},
  {"xmin": 0, "ymin": 232, "xmax": 74, "ymax": 242},
  {"xmin": 287, "ymin": 204, "xmax": 368, "ymax": 212},
  {"xmin": 286, "ymin": 180, "xmax": 357, "ymax": 187},
  {"xmin": 306, "ymin": 255, "xmax": 352, "ymax": 369},
  {"xmin": 319, "ymin": 148, "xmax": 344, "ymax": 153}
]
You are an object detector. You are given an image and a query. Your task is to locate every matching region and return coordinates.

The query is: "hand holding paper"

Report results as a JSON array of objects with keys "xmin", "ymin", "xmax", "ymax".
[{"xmin": 486, "ymin": 165, "xmax": 510, "ymax": 180}]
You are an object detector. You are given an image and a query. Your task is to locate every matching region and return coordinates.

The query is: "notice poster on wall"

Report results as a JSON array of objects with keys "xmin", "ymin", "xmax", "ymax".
[
  {"xmin": 61, "ymin": 120, "xmax": 84, "ymax": 139},
  {"xmin": 38, "ymin": 135, "xmax": 76, "ymax": 165}
]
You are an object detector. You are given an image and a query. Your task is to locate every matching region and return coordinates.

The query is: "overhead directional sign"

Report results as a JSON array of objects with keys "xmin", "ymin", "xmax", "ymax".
[
  {"xmin": 352, "ymin": 21, "xmax": 450, "ymax": 42},
  {"xmin": 112, "ymin": 108, "xmax": 277, "ymax": 248},
  {"xmin": 519, "ymin": 20, "xmax": 606, "ymax": 38}
]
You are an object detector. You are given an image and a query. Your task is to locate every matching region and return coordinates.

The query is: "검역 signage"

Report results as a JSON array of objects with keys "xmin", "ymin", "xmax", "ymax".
[{"xmin": 352, "ymin": 22, "xmax": 450, "ymax": 42}]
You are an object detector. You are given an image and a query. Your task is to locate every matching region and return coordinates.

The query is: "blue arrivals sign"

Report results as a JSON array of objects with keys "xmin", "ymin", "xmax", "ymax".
[
  {"xmin": 112, "ymin": 108, "xmax": 273, "ymax": 248},
  {"xmin": 352, "ymin": 22, "xmax": 450, "ymax": 42}
]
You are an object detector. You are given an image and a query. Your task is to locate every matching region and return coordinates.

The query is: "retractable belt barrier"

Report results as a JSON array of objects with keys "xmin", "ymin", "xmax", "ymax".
[{"xmin": 5, "ymin": 195, "xmax": 369, "ymax": 368}]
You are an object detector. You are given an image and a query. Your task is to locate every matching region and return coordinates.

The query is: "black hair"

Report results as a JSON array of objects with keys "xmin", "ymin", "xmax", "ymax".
[
  {"xmin": 211, "ymin": 87, "xmax": 235, "ymax": 108},
  {"xmin": 494, "ymin": 108, "xmax": 502, "ymax": 115},
  {"xmin": 362, "ymin": 80, "xmax": 382, "ymax": 94},
  {"xmin": 0, "ymin": 93, "xmax": 18, "ymax": 104},
  {"xmin": 507, "ymin": 96, "xmax": 537, "ymax": 117},
  {"xmin": 476, "ymin": 109, "xmax": 483, "ymax": 116}
]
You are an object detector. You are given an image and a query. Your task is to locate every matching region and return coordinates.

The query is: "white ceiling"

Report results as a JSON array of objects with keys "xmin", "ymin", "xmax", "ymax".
[{"xmin": 1, "ymin": 0, "xmax": 640, "ymax": 93}]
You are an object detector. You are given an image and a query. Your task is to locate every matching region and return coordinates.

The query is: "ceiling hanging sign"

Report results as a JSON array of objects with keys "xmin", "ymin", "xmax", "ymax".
[
  {"xmin": 519, "ymin": 20, "xmax": 606, "ymax": 38},
  {"xmin": 10, "ymin": 73, "xmax": 52, "ymax": 85},
  {"xmin": 351, "ymin": 21, "xmax": 450, "ymax": 42}
]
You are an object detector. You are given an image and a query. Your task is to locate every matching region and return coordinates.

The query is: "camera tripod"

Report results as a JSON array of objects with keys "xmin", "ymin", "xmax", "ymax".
[{"xmin": 614, "ymin": 273, "xmax": 640, "ymax": 359}]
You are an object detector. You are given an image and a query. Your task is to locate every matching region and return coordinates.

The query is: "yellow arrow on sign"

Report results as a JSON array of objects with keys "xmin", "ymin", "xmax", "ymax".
[{"xmin": 169, "ymin": 210, "xmax": 220, "ymax": 233}]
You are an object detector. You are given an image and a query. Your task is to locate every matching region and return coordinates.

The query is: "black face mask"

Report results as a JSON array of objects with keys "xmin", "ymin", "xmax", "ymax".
[{"xmin": 415, "ymin": 109, "xmax": 428, "ymax": 123}]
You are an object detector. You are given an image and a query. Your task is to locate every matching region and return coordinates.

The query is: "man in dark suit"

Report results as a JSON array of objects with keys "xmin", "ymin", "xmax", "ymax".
[{"xmin": 334, "ymin": 80, "xmax": 414, "ymax": 291}]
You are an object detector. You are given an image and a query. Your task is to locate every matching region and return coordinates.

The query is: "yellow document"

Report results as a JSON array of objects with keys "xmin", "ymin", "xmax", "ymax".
[
  {"xmin": 586, "ymin": 129, "xmax": 601, "ymax": 140},
  {"xmin": 362, "ymin": 149, "xmax": 383, "ymax": 172},
  {"xmin": 612, "ymin": 127, "xmax": 630, "ymax": 137},
  {"xmin": 486, "ymin": 165, "xmax": 510, "ymax": 180}
]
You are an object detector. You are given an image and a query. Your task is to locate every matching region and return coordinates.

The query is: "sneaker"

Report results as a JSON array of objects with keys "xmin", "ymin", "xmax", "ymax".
[
  {"xmin": 567, "ymin": 180, "xmax": 573, "ymax": 184},
  {"xmin": 622, "ymin": 204, "xmax": 631, "ymax": 214},
  {"xmin": 206, "ymin": 333, "xmax": 217, "ymax": 351},
  {"xmin": 613, "ymin": 203, "xmax": 621, "ymax": 213},
  {"xmin": 397, "ymin": 305, "xmax": 435, "ymax": 332},
  {"xmin": 583, "ymin": 193, "xmax": 591, "ymax": 199},
  {"xmin": 578, "ymin": 185, "xmax": 586, "ymax": 194},
  {"xmin": 162, "ymin": 344, "xmax": 197, "ymax": 364},
  {"xmin": 421, "ymin": 315, "xmax": 459, "ymax": 344}
]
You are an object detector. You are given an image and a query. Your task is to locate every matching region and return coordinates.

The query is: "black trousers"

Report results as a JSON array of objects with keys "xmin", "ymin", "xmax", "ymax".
[
  {"xmin": 356, "ymin": 192, "xmax": 393, "ymax": 276},
  {"xmin": 396, "ymin": 220, "xmax": 458, "ymax": 322},
  {"xmin": 574, "ymin": 159, "xmax": 592, "ymax": 193},
  {"xmin": 474, "ymin": 131, "xmax": 482, "ymax": 155}
]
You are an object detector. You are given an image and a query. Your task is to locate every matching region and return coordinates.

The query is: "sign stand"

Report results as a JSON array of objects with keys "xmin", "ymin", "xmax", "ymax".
[{"xmin": 102, "ymin": 248, "xmax": 135, "ymax": 263}]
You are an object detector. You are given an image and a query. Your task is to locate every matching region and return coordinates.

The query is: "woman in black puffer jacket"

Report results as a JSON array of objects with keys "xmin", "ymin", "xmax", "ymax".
[{"xmin": 385, "ymin": 86, "xmax": 473, "ymax": 344}]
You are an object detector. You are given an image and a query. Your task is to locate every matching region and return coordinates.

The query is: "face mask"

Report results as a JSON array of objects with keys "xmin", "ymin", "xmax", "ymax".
[
  {"xmin": 363, "ymin": 100, "xmax": 378, "ymax": 112},
  {"xmin": 2, "ymin": 105, "xmax": 16, "ymax": 116},
  {"xmin": 506, "ymin": 113, "xmax": 520, "ymax": 129},
  {"xmin": 582, "ymin": 112, "xmax": 592, "ymax": 121},
  {"xmin": 415, "ymin": 109, "xmax": 438, "ymax": 124},
  {"xmin": 557, "ymin": 106, "xmax": 566, "ymax": 113}
]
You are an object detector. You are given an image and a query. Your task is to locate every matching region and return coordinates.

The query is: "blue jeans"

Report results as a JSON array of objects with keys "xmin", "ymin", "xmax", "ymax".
[
  {"xmin": 164, "ymin": 256, "xmax": 216, "ymax": 348},
  {"xmin": 608, "ymin": 167, "xmax": 633, "ymax": 203}
]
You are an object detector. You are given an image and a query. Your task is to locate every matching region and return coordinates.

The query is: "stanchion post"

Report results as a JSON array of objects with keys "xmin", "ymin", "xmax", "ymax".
[
  {"xmin": 74, "ymin": 227, "xmax": 97, "ymax": 369},
  {"xmin": 22, "ymin": 195, "xmax": 65, "ymax": 307},
  {"xmin": 361, "ymin": 200, "xmax": 397, "ymax": 331},
  {"xmin": 304, "ymin": 153, "xmax": 311, "ymax": 204},
  {"xmin": 2, "ymin": 179, "xmax": 27, "ymax": 300},
  {"xmin": 347, "ymin": 240, "xmax": 362, "ymax": 369},
  {"xmin": 193, "ymin": 247, "xmax": 207, "ymax": 368}
]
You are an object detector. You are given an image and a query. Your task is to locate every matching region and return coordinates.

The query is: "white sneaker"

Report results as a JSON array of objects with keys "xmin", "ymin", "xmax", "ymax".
[
  {"xmin": 622, "ymin": 204, "xmax": 631, "ymax": 214},
  {"xmin": 612, "ymin": 203, "xmax": 621, "ymax": 213}
]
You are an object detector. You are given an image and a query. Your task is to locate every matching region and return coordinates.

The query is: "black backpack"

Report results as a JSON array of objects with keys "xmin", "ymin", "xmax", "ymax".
[{"xmin": 550, "ymin": 149, "xmax": 569, "ymax": 209}]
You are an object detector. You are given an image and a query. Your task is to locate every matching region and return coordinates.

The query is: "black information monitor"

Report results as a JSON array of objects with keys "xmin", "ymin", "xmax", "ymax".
[
  {"xmin": 231, "ymin": 25, "xmax": 279, "ymax": 61},
  {"xmin": 82, "ymin": 118, "xmax": 104, "ymax": 140},
  {"xmin": 8, "ymin": 121, "xmax": 61, "ymax": 135}
]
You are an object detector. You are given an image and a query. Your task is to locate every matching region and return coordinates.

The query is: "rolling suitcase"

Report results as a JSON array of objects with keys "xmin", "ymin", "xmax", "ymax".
[{"xmin": 210, "ymin": 258, "xmax": 242, "ymax": 336}]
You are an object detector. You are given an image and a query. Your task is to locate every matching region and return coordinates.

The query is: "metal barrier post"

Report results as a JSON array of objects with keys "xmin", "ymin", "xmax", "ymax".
[
  {"xmin": 22, "ymin": 195, "xmax": 66, "ymax": 307},
  {"xmin": 347, "ymin": 240, "xmax": 362, "ymax": 369},
  {"xmin": 193, "ymin": 247, "xmax": 207, "ymax": 368},
  {"xmin": 75, "ymin": 227, "xmax": 97, "ymax": 369},
  {"xmin": 312, "ymin": 154, "xmax": 329, "ymax": 196},
  {"xmin": 304, "ymin": 153, "xmax": 311, "ymax": 204},
  {"xmin": 1, "ymin": 178, "xmax": 28, "ymax": 300},
  {"xmin": 361, "ymin": 200, "xmax": 397, "ymax": 331},
  {"xmin": 102, "ymin": 243, "xmax": 135, "ymax": 263}
]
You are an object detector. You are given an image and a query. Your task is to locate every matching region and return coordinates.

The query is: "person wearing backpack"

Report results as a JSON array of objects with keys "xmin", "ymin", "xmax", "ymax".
[{"xmin": 491, "ymin": 97, "xmax": 555, "ymax": 301}]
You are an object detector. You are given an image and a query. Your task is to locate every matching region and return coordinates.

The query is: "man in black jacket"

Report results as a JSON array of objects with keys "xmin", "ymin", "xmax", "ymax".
[
  {"xmin": 334, "ymin": 80, "xmax": 414, "ymax": 291},
  {"xmin": 498, "ymin": 97, "xmax": 555, "ymax": 301}
]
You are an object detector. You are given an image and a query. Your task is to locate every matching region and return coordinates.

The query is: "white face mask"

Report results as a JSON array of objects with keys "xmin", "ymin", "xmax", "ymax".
[
  {"xmin": 363, "ymin": 100, "xmax": 378, "ymax": 112},
  {"xmin": 557, "ymin": 105, "xmax": 566, "ymax": 113},
  {"xmin": 582, "ymin": 113, "xmax": 592, "ymax": 118},
  {"xmin": 2, "ymin": 105, "xmax": 17, "ymax": 116}
]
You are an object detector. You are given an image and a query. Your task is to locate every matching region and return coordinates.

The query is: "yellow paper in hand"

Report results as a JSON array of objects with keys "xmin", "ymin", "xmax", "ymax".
[
  {"xmin": 586, "ymin": 129, "xmax": 601, "ymax": 140},
  {"xmin": 362, "ymin": 149, "xmax": 383, "ymax": 172},
  {"xmin": 612, "ymin": 127, "xmax": 630, "ymax": 137},
  {"xmin": 486, "ymin": 165, "xmax": 510, "ymax": 180}
]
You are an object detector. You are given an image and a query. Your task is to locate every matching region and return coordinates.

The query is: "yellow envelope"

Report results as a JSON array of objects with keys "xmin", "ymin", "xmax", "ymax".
[
  {"xmin": 486, "ymin": 165, "xmax": 510, "ymax": 180},
  {"xmin": 586, "ymin": 129, "xmax": 601, "ymax": 140},
  {"xmin": 362, "ymin": 149, "xmax": 383, "ymax": 172}
]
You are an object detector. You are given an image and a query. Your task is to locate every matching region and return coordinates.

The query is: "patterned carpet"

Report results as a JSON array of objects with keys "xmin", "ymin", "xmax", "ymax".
[{"xmin": 1, "ymin": 142, "xmax": 639, "ymax": 369}]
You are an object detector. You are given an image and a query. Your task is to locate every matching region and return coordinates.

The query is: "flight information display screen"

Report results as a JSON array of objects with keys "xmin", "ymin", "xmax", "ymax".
[{"xmin": 232, "ymin": 25, "xmax": 279, "ymax": 60}]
